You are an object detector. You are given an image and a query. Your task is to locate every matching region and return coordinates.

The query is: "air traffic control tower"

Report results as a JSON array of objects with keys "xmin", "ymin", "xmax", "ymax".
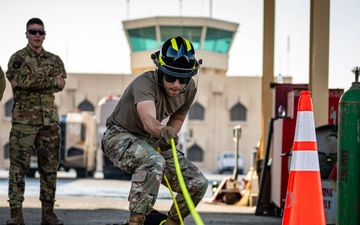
[{"xmin": 122, "ymin": 16, "xmax": 239, "ymax": 75}]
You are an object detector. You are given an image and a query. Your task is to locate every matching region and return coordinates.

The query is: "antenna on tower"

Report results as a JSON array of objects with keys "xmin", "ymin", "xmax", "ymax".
[
  {"xmin": 287, "ymin": 35, "xmax": 290, "ymax": 75},
  {"xmin": 179, "ymin": 0, "xmax": 183, "ymax": 16},
  {"xmin": 209, "ymin": 0, "xmax": 213, "ymax": 18},
  {"xmin": 127, "ymin": 0, "xmax": 130, "ymax": 20}
]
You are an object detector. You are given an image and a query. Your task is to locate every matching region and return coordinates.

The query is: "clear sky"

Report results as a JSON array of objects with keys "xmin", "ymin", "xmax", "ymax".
[{"xmin": 0, "ymin": 0, "xmax": 359, "ymax": 91}]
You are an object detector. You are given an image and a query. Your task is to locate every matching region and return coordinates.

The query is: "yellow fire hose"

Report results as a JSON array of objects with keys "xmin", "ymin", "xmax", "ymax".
[
  {"xmin": 169, "ymin": 138, "xmax": 204, "ymax": 225},
  {"xmin": 158, "ymin": 138, "xmax": 204, "ymax": 225},
  {"xmin": 159, "ymin": 162, "xmax": 184, "ymax": 224}
]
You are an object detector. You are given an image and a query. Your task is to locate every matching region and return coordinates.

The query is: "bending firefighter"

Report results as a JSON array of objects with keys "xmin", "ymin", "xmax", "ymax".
[{"xmin": 102, "ymin": 36, "xmax": 208, "ymax": 225}]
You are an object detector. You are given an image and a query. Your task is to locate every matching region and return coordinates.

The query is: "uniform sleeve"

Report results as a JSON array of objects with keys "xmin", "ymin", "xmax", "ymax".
[
  {"xmin": 133, "ymin": 76, "xmax": 156, "ymax": 105},
  {"xmin": 55, "ymin": 56, "xmax": 67, "ymax": 79},
  {"xmin": 6, "ymin": 54, "xmax": 57, "ymax": 90},
  {"xmin": 50, "ymin": 55, "xmax": 67, "ymax": 93}
]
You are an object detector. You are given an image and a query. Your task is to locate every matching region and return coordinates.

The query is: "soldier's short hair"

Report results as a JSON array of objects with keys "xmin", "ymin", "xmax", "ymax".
[{"xmin": 26, "ymin": 18, "xmax": 44, "ymax": 30}]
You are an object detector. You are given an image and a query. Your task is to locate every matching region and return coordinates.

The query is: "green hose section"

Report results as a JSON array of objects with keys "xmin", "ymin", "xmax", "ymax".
[
  {"xmin": 163, "ymin": 175, "xmax": 184, "ymax": 224},
  {"xmin": 170, "ymin": 138, "xmax": 205, "ymax": 225},
  {"xmin": 157, "ymin": 147, "xmax": 184, "ymax": 224}
]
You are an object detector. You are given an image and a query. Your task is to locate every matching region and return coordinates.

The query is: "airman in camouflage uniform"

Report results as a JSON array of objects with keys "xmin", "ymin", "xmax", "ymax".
[
  {"xmin": 102, "ymin": 36, "xmax": 208, "ymax": 225},
  {"xmin": 6, "ymin": 18, "xmax": 66, "ymax": 225}
]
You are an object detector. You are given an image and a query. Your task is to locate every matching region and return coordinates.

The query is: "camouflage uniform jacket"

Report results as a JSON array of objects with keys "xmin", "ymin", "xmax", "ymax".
[{"xmin": 6, "ymin": 45, "xmax": 67, "ymax": 125}]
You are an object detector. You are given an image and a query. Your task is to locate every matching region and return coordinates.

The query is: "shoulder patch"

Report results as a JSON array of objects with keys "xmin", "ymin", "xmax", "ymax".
[{"xmin": 12, "ymin": 61, "xmax": 23, "ymax": 69}]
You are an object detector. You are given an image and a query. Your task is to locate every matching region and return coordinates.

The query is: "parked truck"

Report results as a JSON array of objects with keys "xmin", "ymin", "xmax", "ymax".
[{"xmin": 27, "ymin": 111, "xmax": 97, "ymax": 178}]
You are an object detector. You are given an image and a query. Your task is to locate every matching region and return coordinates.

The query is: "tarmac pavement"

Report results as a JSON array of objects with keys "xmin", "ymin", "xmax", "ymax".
[
  {"xmin": 0, "ymin": 195, "xmax": 283, "ymax": 225},
  {"xmin": 0, "ymin": 169, "xmax": 282, "ymax": 225}
]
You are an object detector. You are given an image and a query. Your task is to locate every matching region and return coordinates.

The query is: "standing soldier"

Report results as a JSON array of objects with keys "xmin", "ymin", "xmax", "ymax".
[
  {"xmin": 102, "ymin": 36, "xmax": 208, "ymax": 225},
  {"xmin": 6, "ymin": 18, "xmax": 66, "ymax": 225}
]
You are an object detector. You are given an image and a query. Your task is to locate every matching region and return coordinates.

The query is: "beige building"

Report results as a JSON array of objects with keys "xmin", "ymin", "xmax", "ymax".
[
  {"xmin": 0, "ymin": 16, "xmax": 271, "ymax": 173},
  {"xmin": 0, "ymin": 72, "xmax": 264, "ymax": 173}
]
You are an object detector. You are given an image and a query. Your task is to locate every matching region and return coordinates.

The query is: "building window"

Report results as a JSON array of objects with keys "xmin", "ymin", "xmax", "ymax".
[
  {"xmin": 187, "ymin": 144, "xmax": 203, "ymax": 162},
  {"xmin": 230, "ymin": 102, "xmax": 247, "ymax": 121},
  {"xmin": 160, "ymin": 26, "xmax": 202, "ymax": 50},
  {"xmin": 204, "ymin": 27, "xmax": 234, "ymax": 54},
  {"xmin": 128, "ymin": 26, "xmax": 157, "ymax": 52},
  {"xmin": 189, "ymin": 102, "xmax": 204, "ymax": 120},
  {"xmin": 78, "ymin": 99, "xmax": 94, "ymax": 112},
  {"xmin": 5, "ymin": 98, "xmax": 14, "ymax": 117}
]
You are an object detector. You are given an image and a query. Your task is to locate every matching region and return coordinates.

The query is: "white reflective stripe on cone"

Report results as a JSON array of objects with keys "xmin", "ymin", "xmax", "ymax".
[
  {"xmin": 290, "ymin": 151, "xmax": 320, "ymax": 171},
  {"xmin": 294, "ymin": 111, "xmax": 316, "ymax": 142}
]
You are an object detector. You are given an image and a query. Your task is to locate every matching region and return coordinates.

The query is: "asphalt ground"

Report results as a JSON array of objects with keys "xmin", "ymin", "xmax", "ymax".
[
  {"xmin": 0, "ymin": 195, "xmax": 283, "ymax": 225},
  {"xmin": 0, "ymin": 169, "xmax": 282, "ymax": 225}
]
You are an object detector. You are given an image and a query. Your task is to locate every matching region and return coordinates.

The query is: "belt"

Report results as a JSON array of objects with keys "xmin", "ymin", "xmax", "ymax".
[{"xmin": 106, "ymin": 123, "xmax": 128, "ymax": 132}]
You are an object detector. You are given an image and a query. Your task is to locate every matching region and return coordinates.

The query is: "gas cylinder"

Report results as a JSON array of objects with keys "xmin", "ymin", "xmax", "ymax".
[{"xmin": 337, "ymin": 67, "xmax": 360, "ymax": 225}]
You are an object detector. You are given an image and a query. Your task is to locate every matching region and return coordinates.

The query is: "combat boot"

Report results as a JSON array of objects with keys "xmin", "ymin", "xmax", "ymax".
[
  {"xmin": 6, "ymin": 208, "xmax": 25, "ymax": 225},
  {"xmin": 128, "ymin": 214, "xmax": 145, "ymax": 225},
  {"xmin": 164, "ymin": 216, "xmax": 181, "ymax": 225},
  {"xmin": 41, "ymin": 201, "xmax": 63, "ymax": 225}
]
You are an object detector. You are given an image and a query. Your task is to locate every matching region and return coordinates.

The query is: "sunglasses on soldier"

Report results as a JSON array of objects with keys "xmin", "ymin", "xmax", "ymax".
[
  {"xmin": 28, "ymin": 29, "xmax": 46, "ymax": 36},
  {"xmin": 164, "ymin": 74, "xmax": 191, "ymax": 84}
]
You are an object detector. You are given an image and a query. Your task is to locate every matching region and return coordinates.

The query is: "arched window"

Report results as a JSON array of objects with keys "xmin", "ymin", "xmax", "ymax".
[
  {"xmin": 187, "ymin": 144, "xmax": 203, "ymax": 162},
  {"xmin": 230, "ymin": 102, "xmax": 247, "ymax": 121},
  {"xmin": 5, "ymin": 98, "xmax": 14, "ymax": 117},
  {"xmin": 189, "ymin": 102, "xmax": 204, "ymax": 120},
  {"xmin": 78, "ymin": 98, "xmax": 94, "ymax": 112}
]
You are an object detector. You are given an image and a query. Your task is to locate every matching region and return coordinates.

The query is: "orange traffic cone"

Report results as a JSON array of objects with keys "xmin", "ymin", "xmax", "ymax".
[{"xmin": 282, "ymin": 90, "xmax": 326, "ymax": 225}]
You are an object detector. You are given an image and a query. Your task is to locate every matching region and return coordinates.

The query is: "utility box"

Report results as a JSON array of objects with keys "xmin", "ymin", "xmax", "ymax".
[
  {"xmin": 271, "ymin": 118, "xmax": 296, "ymax": 208},
  {"xmin": 270, "ymin": 84, "xmax": 307, "ymax": 209}
]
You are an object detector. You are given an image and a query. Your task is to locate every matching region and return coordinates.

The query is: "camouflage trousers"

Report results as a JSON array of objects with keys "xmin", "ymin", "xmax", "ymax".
[
  {"xmin": 8, "ymin": 123, "xmax": 61, "ymax": 209},
  {"xmin": 101, "ymin": 125, "xmax": 208, "ymax": 220}
]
